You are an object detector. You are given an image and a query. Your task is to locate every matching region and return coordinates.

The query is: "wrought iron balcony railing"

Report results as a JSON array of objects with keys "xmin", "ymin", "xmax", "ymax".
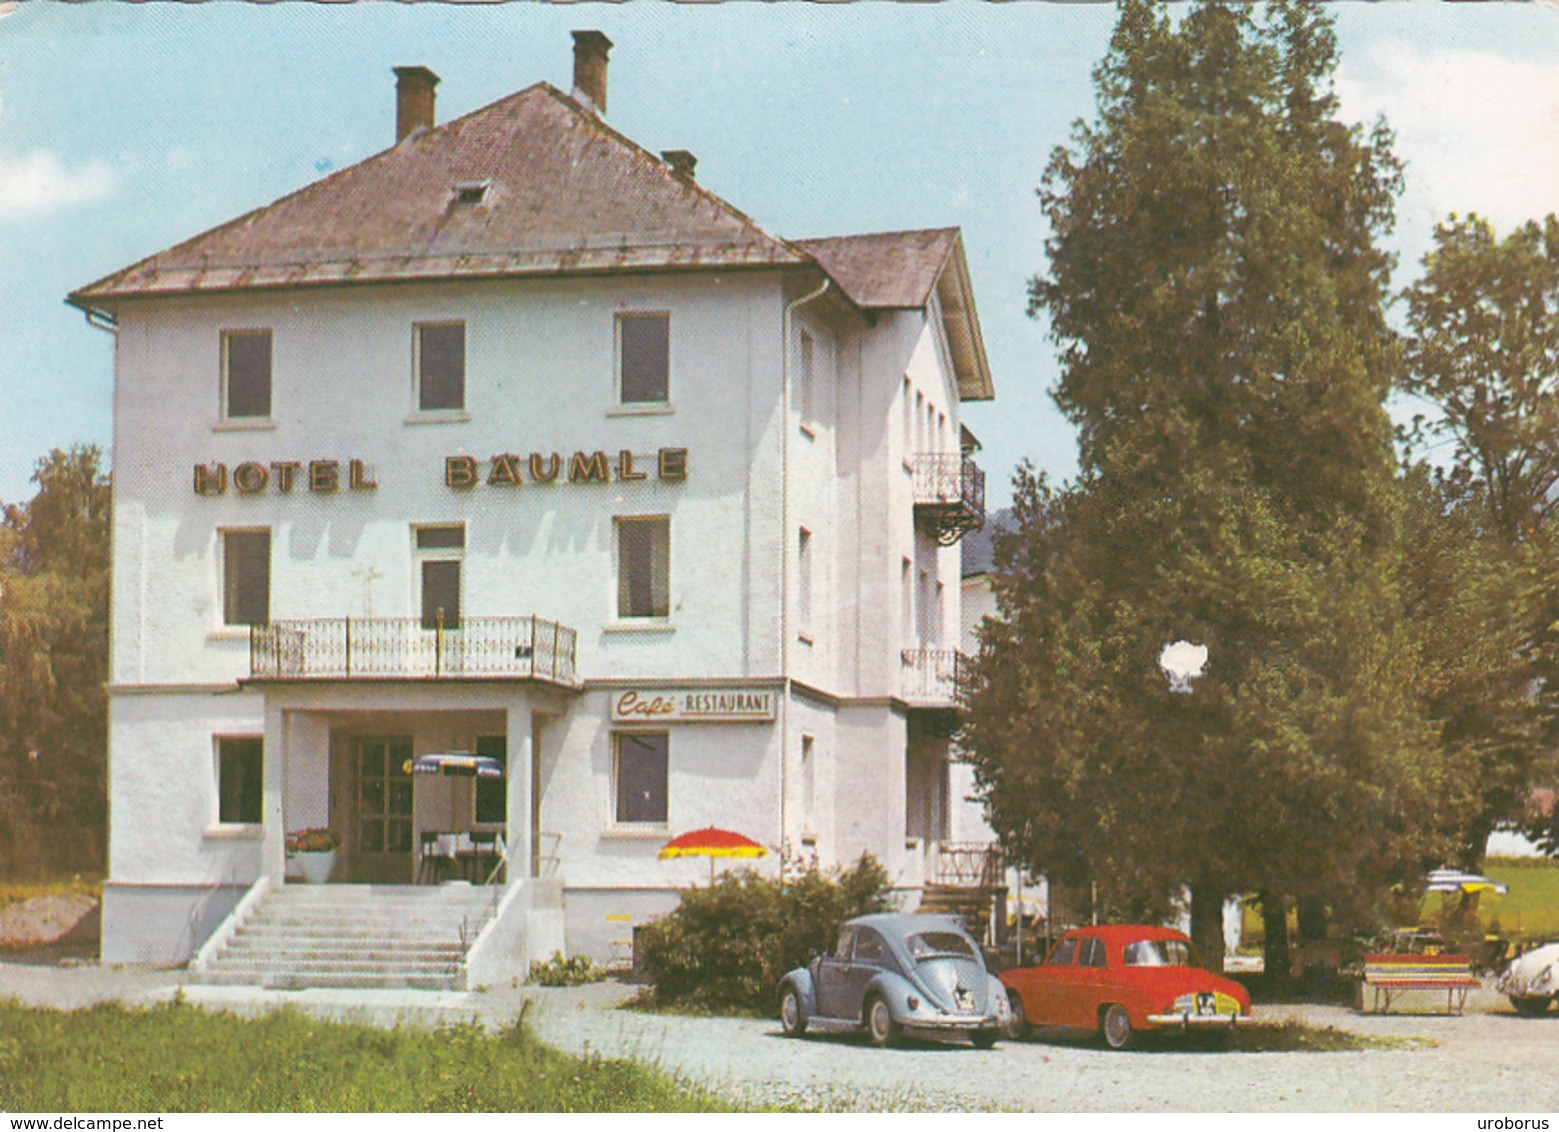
[
  {"xmin": 249, "ymin": 616, "xmax": 578, "ymax": 686},
  {"xmin": 911, "ymin": 454, "xmax": 985, "ymax": 545},
  {"xmin": 900, "ymin": 647, "xmax": 969, "ymax": 707},
  {"xmin": 934, "ymin": 841, "xmax": 1006, "ymax": 890}
]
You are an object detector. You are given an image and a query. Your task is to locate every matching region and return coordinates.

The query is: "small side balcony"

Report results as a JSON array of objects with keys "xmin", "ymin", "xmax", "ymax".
[
  {"xmin": 900, "ymin": 647, "xmax": 969, "ymax": 710},
  {"xmin": 911, "ymin": 454, "xmax": 985, "ymax": 545},
  {"xmin": 249, "ymin": 616, "xmax": 579, "ymax": 687}
]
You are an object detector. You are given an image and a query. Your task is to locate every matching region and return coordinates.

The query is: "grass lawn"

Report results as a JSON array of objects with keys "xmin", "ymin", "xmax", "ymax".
[
  {"xmin": 1476, "ymin": 858, "xmax": 1559, "ymax": 940},
  {"xmin": 0, "ymin": 877, "xmax": 101, "ymax": 913},
  {"xmin": 1237, "ymin": 857, "xmax": 1559, "ymax": 948},
  {"xmin": 0, "ymin": 998, "xmax": 746, "ymax": 1113}
]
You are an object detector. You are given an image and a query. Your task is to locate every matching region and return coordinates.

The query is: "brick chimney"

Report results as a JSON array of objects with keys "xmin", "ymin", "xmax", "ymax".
[
  {"xmin": 393, "ymin": 66, "xmax": 440, "ymax": 142},
  {"xmin": 571, "ymin": 30, "xmax": 613, "ymax": 115},
  {"xmin": 661, "ymin": 150, "xmax": 697, "ymax": 181}
]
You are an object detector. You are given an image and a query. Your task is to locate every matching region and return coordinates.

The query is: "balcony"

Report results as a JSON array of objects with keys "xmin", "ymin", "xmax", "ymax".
[
  {"xmin": 900, "ymin": 647, "xmax": 969, "ymax": 710},
  {"xmin": 248, "ymin": 616, "xmax": 578, "ymax": 687},
  {"xmin": 911, "ymin": 454, "xmax": 985, "ymax": 545}
]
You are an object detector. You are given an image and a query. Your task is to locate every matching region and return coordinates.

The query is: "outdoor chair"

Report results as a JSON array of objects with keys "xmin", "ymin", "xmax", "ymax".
[
  {"xmin": 463, "ymin": 830, "xmax": 501, "ymax": 883},
  {"xmin": 417, "ymin": 830, "xmax": 452, "ymax": 884}
]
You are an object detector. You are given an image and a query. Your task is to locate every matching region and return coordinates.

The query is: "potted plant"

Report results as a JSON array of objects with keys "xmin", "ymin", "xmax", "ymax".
[{"xmin": 286, "ymin": 828, "xmax": 341, "ymax": 884}]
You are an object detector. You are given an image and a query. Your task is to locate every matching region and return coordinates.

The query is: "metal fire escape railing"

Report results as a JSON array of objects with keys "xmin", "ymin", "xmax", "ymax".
[
  {"xmin": 911, "ymin": 454, "xmax": 985, "ymax": 545},
  {"xmin": 249, "ymin": 615, "xmax": 578, "ymax": 686}
]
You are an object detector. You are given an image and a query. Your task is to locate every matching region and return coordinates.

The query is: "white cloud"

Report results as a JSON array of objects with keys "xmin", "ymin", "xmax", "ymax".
[
  {"xmin": 1337, "ymin": 42, "xmax": 1559, "ymax": 236},
  {"xmin": 0, "ymin": 149, "xmax": 115, "ymax": 221}
]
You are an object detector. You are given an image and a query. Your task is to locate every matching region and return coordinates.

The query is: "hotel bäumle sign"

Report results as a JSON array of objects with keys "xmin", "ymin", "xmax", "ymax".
[{"xmin": 611, "ymin": 688, "xmax": 777, "ymax": 724}]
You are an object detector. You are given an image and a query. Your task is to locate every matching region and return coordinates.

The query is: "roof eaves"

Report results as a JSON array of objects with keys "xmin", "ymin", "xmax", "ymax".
[{"xmin": 937, "ymin": 233, "xmax": 994, "ymax": 402}]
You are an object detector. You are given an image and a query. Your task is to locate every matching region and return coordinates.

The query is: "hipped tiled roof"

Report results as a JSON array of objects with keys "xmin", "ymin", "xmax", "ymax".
[
  {"xmin": 70, "ymin": 83, "xmax": 807, "ymax": 305},
  {"xmin": 795, "ymin": 228, "xmax": 960, "ymax": 310},
  {"xmin": 67, "ymin": 76, "xmax": 993, "ymax": 399}
]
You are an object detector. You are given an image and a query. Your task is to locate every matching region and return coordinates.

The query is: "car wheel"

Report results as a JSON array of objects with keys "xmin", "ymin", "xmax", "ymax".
[
  {"xmin": 1510, "ymin": 995, "xmax": 1555, "ymax": 1018},
  {"xmin": 1101, "ymin": 1003, "xmax": 1135, "ymax": 1051},
  {"xmin": 866, "ymin": 994, "xmax": 901, "ymax": 1048},
  {"xmin": 1003, "ymin": 989, "xmax": 1030, "ymax": 1041},
  {"xmin": 971, "ymin": 1028, "xmax": 998, "ymax": 1050},
  {"xmin": 779, "ymin": 986, "xmax": 807, "ymax": 1037}
]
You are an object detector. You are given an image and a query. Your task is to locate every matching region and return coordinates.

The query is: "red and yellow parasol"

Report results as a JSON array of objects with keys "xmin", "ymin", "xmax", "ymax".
[{"xmin": 658, "ymin": 826, "xmax": 769, "ymax": 883}]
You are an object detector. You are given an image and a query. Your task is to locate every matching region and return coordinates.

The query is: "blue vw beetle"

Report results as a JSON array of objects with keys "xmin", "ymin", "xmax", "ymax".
[{"xmin": 778, "ymin": 912, "xmax": 1008, "ymax": 1047}]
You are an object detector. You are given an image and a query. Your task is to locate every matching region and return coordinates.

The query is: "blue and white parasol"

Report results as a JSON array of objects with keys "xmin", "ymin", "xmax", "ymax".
[{"xmin": 403, "ymin": 752, "xmax": 505, "ymax": 778}]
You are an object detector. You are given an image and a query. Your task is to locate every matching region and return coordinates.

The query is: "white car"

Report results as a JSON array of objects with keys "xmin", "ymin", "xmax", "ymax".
[{"xmin": 1496, "ymin": 942, "xmax": 1559, "ymax": 1016}]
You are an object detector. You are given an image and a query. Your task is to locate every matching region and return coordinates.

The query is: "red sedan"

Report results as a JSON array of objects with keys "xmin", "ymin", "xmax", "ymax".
[{"xmin": 1000, "ymin": 925, "xmax": 1251, "ymax": 1050}]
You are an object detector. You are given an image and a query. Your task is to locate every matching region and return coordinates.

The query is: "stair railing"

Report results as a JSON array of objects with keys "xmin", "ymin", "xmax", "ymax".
[{"xmin": 191, "ymin": 875, "xmax": 272, "ymax": 973}]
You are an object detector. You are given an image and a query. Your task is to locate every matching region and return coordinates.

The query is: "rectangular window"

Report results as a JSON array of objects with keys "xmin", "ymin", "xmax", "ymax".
[
  {"xmin": 415, "ymin": 524, "xmax": 466, "ymax": 551},
  {"xmin": 222, "ymin": 529, "xmax": 270, "ymax": 626},
  {"xmin": 915, "ymin": 391, "xmax": 925, "ymax": 452},
  {"xmin": 902, "ymin": 377, "xmax": 913, "ymax": 456},
  {"xmin": 801, "ymin": 735, "xmax": 816, "ymax": 832},
  {"xmin": 421, "ymin": 559, "xmax": 462, "ymax": 630},
  {"xmin": 918, "ymin": 568, "xmax": 931, "ymax": 644},
  {"xmin": 614, "ymin": 731, "xmax": 668, "ymax": 824},
  {"xmin": 416, "ymin": 322, "xmax": 465, "ymax": 412},
  {"xmin": 798, "ymin": 527, "xmax": 813, "ymax": 632},
  {"xmin": 474, "ymin": 734, "xmax": 506, "ymax": 824},
  {"xmin": 216, "ymin": 736, "xmax": 262, "ymax": 824},
  {"xmin": 798, "ymin": 331, "xmax": 815, "ymax": 423},
  {"xmin": 618, "ymin": 312, "xmax": 670, "ymax": 404},
  {"xmin": 901, "ymin": 557, "xmax": 913, "ymax": 646},
  {"xmin": 222, "ymin": 330, "xmax": 272, "ymax": 419},
  {"xmin": 617, "ymin": 516, "xmax": 670, "ymax": 619}
]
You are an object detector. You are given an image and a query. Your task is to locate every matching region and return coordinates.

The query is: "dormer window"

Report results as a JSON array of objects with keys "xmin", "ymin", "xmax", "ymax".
[{"xmin": 453, "ymin": 180, "xmax": 490, "ymax": 205}]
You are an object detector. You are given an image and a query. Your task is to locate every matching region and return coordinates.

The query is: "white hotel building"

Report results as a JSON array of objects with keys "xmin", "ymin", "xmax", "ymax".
[{"xmin": 72, "ymin": 33, "xmax": 997, "ymax": 983}]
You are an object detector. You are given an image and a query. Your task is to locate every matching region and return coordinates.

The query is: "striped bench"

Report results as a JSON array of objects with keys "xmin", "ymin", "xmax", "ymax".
[{"xmin": 1362, "ymin": 953, "xmax": 1480, "ymax": 1014}]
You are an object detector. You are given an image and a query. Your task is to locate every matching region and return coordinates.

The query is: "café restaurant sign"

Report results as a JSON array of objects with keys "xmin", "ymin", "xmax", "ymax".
[{"xmin": 611, "ymin": 687, "xmax": 777, "ymax": 724}]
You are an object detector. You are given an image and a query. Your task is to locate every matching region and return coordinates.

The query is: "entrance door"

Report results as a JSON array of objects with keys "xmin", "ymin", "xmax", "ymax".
[{"xmin": 355, "ymin": 736, "xmax": 414, "ymax": 882}]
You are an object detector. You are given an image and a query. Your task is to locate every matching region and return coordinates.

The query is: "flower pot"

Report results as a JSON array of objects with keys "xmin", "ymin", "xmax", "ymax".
[{"xmin": 295, "ymin": 849, "xmax": 337, "ymax": 884}]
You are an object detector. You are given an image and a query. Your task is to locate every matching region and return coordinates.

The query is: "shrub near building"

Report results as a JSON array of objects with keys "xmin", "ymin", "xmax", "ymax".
[{"xmin": 635, "ymin": 855, "xmax": 893, "ymax": 1015}]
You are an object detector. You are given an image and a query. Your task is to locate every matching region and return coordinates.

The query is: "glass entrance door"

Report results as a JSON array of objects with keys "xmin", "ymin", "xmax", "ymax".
[{"xmin": 355, "ymin": 736, "xmax": 413, "ymax": 882}]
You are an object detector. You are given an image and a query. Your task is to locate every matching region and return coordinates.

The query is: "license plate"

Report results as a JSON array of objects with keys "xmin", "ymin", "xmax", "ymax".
[{"xmin": 1171, "ymin": 991, "xmax": 1238, "ymax": 1016}]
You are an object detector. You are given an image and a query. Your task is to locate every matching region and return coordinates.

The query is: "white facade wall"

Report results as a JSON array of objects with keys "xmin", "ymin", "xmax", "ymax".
[
  {"xmin": 110, "ymin": 274, "xmax": 788, "ymax": 688},
  {"xmin": 104, "ymin": 265, "xmax": 989, "ymax": 967}
]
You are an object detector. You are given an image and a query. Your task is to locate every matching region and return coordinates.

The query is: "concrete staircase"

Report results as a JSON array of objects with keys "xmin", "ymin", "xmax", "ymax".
[
  {"xmin": 195, "ymin": 883, "xmax": 498, "ymax": 991},
  {"xmin": 918, "ymin": 883, "xmax": 999, "ymax": 943}
]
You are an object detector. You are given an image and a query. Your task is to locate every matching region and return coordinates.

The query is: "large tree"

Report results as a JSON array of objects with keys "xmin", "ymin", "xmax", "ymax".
[
  {"xmin": 1395, "ymin": 466, "xmax": 1546, "ymax": 877},
  {"xmin": 0, "ymin": 446, "xmax": 112, "ymax": 877},
  {"xmin": 964, "ymin": 0, "xmax": 1441, "ymax": 969},
  {"xmin": 1401, "ymin": 213, "xmax": 1559, "ymax": 863}
]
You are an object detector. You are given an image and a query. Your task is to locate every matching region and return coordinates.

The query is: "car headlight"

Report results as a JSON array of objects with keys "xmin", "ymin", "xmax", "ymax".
[{"xmin": 1535, "ymin": 965, "xmax": 1553, "ymax": 991}]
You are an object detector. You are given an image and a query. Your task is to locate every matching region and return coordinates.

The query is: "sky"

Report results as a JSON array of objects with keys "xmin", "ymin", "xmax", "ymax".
[{"xmin": 1, "ymin": 1, "xmax": 1556, "ymax": 509}]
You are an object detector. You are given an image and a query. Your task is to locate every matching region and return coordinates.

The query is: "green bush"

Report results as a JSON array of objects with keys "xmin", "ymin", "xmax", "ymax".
[
  {"xmin": 527, "ymin": 951, "xmax": 605, "ymax": 987},
  {"xmin": 634, "ymin": 853, "xmax": 893, "ymax": 1014}
]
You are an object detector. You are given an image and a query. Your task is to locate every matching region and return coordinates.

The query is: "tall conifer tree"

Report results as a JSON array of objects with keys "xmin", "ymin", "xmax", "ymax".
[{"xmin": 964, "ymin": 1, "xmax": 1439, "ymax": 967}]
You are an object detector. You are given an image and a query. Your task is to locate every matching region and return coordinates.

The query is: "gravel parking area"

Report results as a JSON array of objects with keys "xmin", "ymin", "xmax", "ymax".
[{"xmin": 2, "ymin": 960, "xmax": 1554, "ymax": 1112}]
